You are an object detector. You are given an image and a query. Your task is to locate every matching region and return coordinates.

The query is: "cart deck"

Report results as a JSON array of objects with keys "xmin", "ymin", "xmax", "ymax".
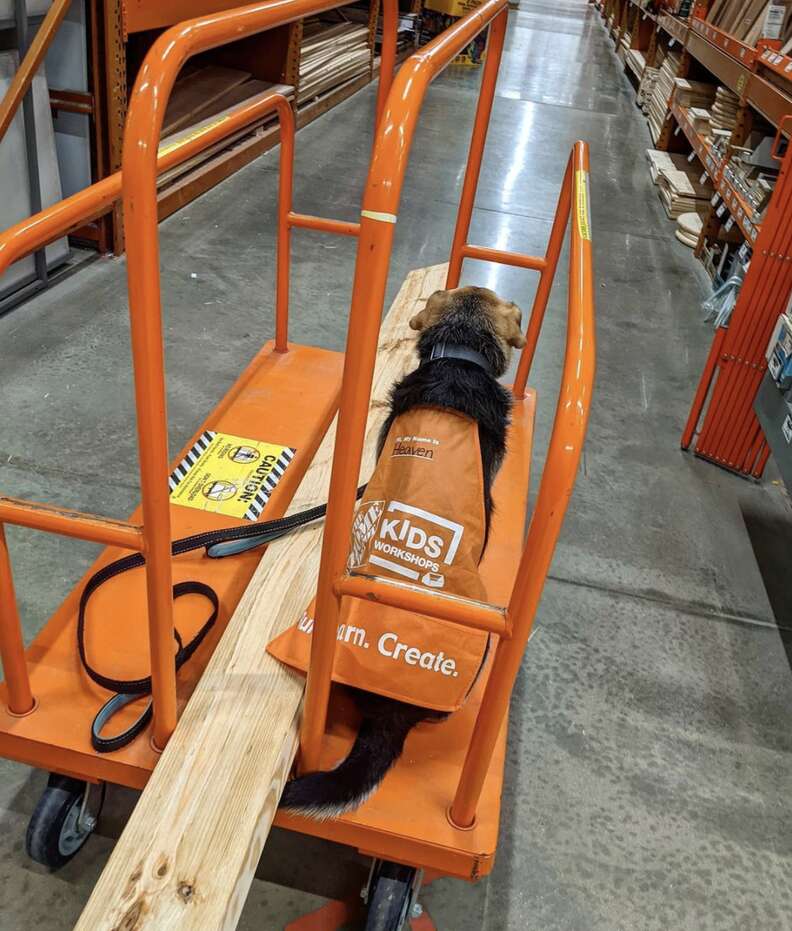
[
  {"xmin": 275, "ymin": 391, "xmax": 535, "ymax": 880},
  {"xmin": 0, "ymin": 340, "xmax": 343, "ymax": 788}
]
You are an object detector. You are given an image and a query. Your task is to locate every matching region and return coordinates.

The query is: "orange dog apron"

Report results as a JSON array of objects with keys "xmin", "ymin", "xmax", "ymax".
[{"xmin": 267, "ymin": 407, "xmax": 492, "ymax": 712}]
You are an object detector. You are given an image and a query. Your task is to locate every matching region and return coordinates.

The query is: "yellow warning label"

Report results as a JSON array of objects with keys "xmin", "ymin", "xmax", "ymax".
[
  {"xmin": 158, "ymin": 115, "xmax": 231, "ymax": 159},
  {"xmin": 169, "ymin": 430, "xmax": 296, "ymax": 521},
  {"xmin": 575, "ymin": 169, "xmax": 592, "ymax": 241}
]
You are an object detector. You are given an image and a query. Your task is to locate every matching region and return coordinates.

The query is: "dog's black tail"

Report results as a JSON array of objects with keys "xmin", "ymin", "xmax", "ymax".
[{"xmin": 279, "ymin": 701, "xmax": 428, "ymax": 820}]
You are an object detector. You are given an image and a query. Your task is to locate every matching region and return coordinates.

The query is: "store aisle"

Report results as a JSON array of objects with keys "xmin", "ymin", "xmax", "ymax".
[{"xmin": 0, "ymin": 1, "xmax": 791, "ymax": 928}]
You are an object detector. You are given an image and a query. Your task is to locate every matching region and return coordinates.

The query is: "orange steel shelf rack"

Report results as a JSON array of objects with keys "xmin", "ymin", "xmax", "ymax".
[
  {"xmin": 668, "ymin": 98, "xmax": 761, "ymax": 243},
  {"xmin": 0, "ymin": 0, "xmax": 596, "ymax": 892},
  {"xmin": 682, "ymin": 116, "xmax": 792, "ymax": 477},
  {"xmin": 598, "ymin": 0, "xmax": 792, "ymax": 479}
]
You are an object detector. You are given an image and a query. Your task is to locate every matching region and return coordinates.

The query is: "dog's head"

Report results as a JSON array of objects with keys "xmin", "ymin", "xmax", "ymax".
[{"xmin": 409, "ymin": 286, "xmax": 525, "ymax": 373}]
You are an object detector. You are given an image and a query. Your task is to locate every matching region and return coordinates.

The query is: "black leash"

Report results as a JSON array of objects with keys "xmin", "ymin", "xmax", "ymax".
[{"xmin": 80, "ymin": 486, "xmax": 365, "ymax": 752}]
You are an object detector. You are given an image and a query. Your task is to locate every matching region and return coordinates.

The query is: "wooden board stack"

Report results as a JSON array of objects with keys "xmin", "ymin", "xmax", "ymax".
[
  {"xmin": 163, "ymin": 66, "xmax": 252, "ymax": 135},
  {"xmin": 689, "ymin": 106, "xmax": 713, "ymax": 136},
  {"xmin": 675, "ymin": 211, "xmax": 705, "ymax": 248},
  {"xmin": 618, "ymin": 29, "xmax": 632, "ymax": 62},
  {"xmin": 673, "ymin": 77, "xmax": 716, "ymax": 109},
  {"xmin": 646, "ymin": 148, "xmax": 697, "ymax": 183},
  {"xmin": 298, "ymin": 19, "xmax": 371, "ymax": 105},
  {"xmin": 646, "ymin": 47, "xmax": 682, "ymax": 142},
  {"xmin": 159, "ymin": 71, "xmax": 295, "ymax": 191},
  {"xmin": 710, "ymin": 85, "xmax": 740, "ymax": 132},
  {"xmin": 657, "ymin": 167, "xmax": 714, "ymax": 218},
  {"xmin": 638, "ymin": 65, "xmax": 660, "ymax": 110},
  {"xmin": 627, "ymin": 48, "xmax": 646, "ymax": 80},
  {"xmin": 705, "ymin": 0, "xmax": 792, "ymax": 48}
]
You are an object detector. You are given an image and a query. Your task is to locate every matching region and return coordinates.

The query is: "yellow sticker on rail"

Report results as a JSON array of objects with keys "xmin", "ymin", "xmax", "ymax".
[
  {"xmin": 169, "ymin": 431, "xmax": 296, "ymax": 521},
  {"xmin": 158, "ymin": 115, "xmax": 231, "ymax": 159},
  {"xmin": 575, "ymin": 169, "xmax": 592, "ymax": 241}
]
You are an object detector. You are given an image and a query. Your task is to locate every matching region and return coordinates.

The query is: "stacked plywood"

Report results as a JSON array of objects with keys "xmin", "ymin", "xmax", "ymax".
[
  {"xmin": 627, "ymin": 48, "xmax": 646, "ymax": 79},
  {"xmin": 673, "ymin": 77, "xmax": 717, "ymax": 108},
  {"xmin": 674, "ymin": 209, "xmax": 705, "ymax": 249},
  {"xmin": 646, "ymin": 46, "xmax": 682, "ymax": 142},
  {"xmin": 298, "ymin": 19, "xmax": 370, "ymax": 104},
  {"xmin": 657, "ymin": 167, "xmax": 714, "ymax": 218},
  {"xmin": 675, "ymin": 210, "xmax": 706, "ymax": 248},
  {"xmin": 618, "ymin": 30, "xmax": 631, "ymax": 62},
  {"xmin": 710, "ymin": 85, "xmax": 740, "ymax": 132},
  {"xmin": 688, "ymin": 106, "xmax": 713, "ymax": 136},
  {"xmin": 646, "ymin": 147, "xmax": 696, "ymax": 183},
  {"xmin": 638, "ymin": 65, "xmax": 660, "ymax": 110}
]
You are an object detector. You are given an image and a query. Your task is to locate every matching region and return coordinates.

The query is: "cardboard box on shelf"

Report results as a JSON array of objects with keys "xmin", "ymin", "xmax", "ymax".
[{"xmin": 424, "ymin": 0, "xmax": 484, "ymax": 17}]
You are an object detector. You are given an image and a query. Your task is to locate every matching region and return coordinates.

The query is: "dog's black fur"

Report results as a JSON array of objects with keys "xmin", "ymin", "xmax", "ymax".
[{"xmin": 279, "ymin": 287, "xmax": 523, "ymax": 819}]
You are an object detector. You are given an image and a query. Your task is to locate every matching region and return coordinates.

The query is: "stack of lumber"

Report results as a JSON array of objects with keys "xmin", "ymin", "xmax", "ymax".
[
  {"xmin": 673, "ymin": 77, "xmax": 716, "ymax": 108},
  {"xmin": 298, "ymin": 18, "xmax": 370, "ymax": 104},
  {"xmin": 627, "ymin": 48, "xmax": 646, "ymax": 79},
  {"xmin": 618, "ymin": 30, "xmax": 631, "ymax": 62},
  {"xmin": 710, "ymin": 85, "xmax": 740, "ymax": 132},
  {"xmin": 638, "ymin": 65, "xmax": 660, "ymax": 110},
  {"xmin": 675, "ymin": 210, "xmax": 706, "ymax": 247},
  {"xmin": 159, "ymin": 70, "xmax": 295, "ymax": 190},
  {"xmin": 688, "ymin": 106, "xmax": 713, "ymax": 136},
  {"xmin": 705, "ymin": 0, "xmax": 792, "ymax": 48},
  {"xmin": 163, "ymin": 66, "xmax": 252, "ymax": 136},
  {"xmin": 342, "ymin": 6, "xmax": 418, "ymax": 53},
  {"xmin": 657, "ymin": 166, "xmax": 714, "ymax": 218},
  {"xmin": 646, "ymin": 148, "xmax": 697, "ymax": 184},
  {"xmin": 646, "ymin": 46, "xmax": 682, "ymax": 141}
]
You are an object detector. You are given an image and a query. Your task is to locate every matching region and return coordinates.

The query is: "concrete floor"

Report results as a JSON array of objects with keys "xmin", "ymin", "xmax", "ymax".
[{"xmin": 1, "ymin": 0, "xmax": 792, "ymax": 928}]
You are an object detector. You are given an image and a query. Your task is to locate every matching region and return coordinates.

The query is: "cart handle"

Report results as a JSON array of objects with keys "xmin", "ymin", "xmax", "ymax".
[
  {"xmin": 0, "ymin": 91, "xmax": 292, "ymax": 279},
  {"xmin": 301, "ymin": 0, "xmax": 514, "ymax": 771},
  {"xmin": 0, "ymin": 0, "xmax": 401, "ymax": 746},
  {"xmin": 451, "ymin": 143, "xmax": 595, "ymax": 827}
]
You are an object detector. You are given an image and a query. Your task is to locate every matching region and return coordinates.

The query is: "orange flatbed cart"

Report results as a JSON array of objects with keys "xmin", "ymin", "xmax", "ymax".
[{"xmin": 0, "ymin": 0, "xmax": 595, "ymax": 925}]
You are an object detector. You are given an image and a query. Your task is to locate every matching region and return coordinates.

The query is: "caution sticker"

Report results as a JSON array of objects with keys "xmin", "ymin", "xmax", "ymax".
[
  {"xmin": 169, "ymin": 431, "xmax": 296, "ymax": 521},
  {"xmin": 575, "ymin": 169, "xmax": 592, "ymax": 241}
]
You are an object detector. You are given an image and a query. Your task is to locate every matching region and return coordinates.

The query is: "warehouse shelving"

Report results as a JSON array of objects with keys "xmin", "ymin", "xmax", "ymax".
[
  {"xmin": 0, "ymin": 0, "xmax": 420, "ymax": 254},
  {"xmin": 595, "ymin": 0, "xmax": 792, "ymax": 478}
]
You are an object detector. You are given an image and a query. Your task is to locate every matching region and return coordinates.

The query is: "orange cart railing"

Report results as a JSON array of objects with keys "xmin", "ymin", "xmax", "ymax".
[
  {"xmin": 0, "ymin": 0, "xmax": 398, "ymax": 750},
  {"xmin": 299, "ymin": 0, "xmax": 595, "ymax": 828}
]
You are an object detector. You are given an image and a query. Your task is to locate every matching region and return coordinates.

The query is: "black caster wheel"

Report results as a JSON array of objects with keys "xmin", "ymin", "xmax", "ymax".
[
  {"xmin": 364, "ymin": 860, "xmax": 421, "ymax": 931},
  {"xmin": 25, "ymin": 774, "xmax": 106, "ymax": 869}
]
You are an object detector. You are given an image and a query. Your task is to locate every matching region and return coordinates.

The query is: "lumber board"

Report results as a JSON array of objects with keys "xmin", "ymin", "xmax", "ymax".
[
  {"xmin": 73, "ymin": 263, "xmax": 448, "ymax": 931},
  {"xmin": 162, "ymin": 66, "xmax": 251, "ymax": 136},
  {"xmin": 157, "ymin": 82, "xmax": 294, "ymax": 189},
  {"xmin": 707, "ymin": 0, "xmax": 728, "ymax": 24}
]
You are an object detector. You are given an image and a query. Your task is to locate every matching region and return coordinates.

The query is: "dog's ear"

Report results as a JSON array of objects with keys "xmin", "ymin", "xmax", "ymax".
[
  {"xmin": 409, "ymin": 289, "xmax": 455, "ymax": 331},
  {"xmin": 492, "ymin": 300, "xmax": 526, "ymax": 348}
]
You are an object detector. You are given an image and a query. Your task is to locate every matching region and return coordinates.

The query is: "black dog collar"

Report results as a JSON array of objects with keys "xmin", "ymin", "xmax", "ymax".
[{"xmin": 428, "ymin": 342, "xmax": 493, "ymax": 376}]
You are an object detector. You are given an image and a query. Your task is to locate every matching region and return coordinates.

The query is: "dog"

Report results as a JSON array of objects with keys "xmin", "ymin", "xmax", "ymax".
[{"xmin": 278, "ymin": 285, "xmax": 525, "ymax": 819}]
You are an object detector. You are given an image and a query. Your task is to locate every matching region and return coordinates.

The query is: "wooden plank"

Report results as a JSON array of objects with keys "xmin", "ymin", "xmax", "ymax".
[
  {"xmin": 162, "ymin": 66, "xmax": 251, "ymax": 135},
  {"xmin": 157, "ymin": 126, "xmax": 279, "ymax": 221},
  {"xmin": 0, "ymin": 0, "xmax": 71, "ymax": 142},
  {"xmin": 157, "ymin": 69, "xmax": 373, "ymax": 222},
  {"xmin": 73, "ymin": 263, "xmax": 448, "ymax": 931},
  {"xmin": 707, "ymin": 0, "xmax": 729, "ymax": 24},
  {"xmin": 157, "ymin": 82, "xmax": 294, "ymax": 188},
  {"xmin": 734, "ymin": 0, "xmax": 768, "ymax": 39}
]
